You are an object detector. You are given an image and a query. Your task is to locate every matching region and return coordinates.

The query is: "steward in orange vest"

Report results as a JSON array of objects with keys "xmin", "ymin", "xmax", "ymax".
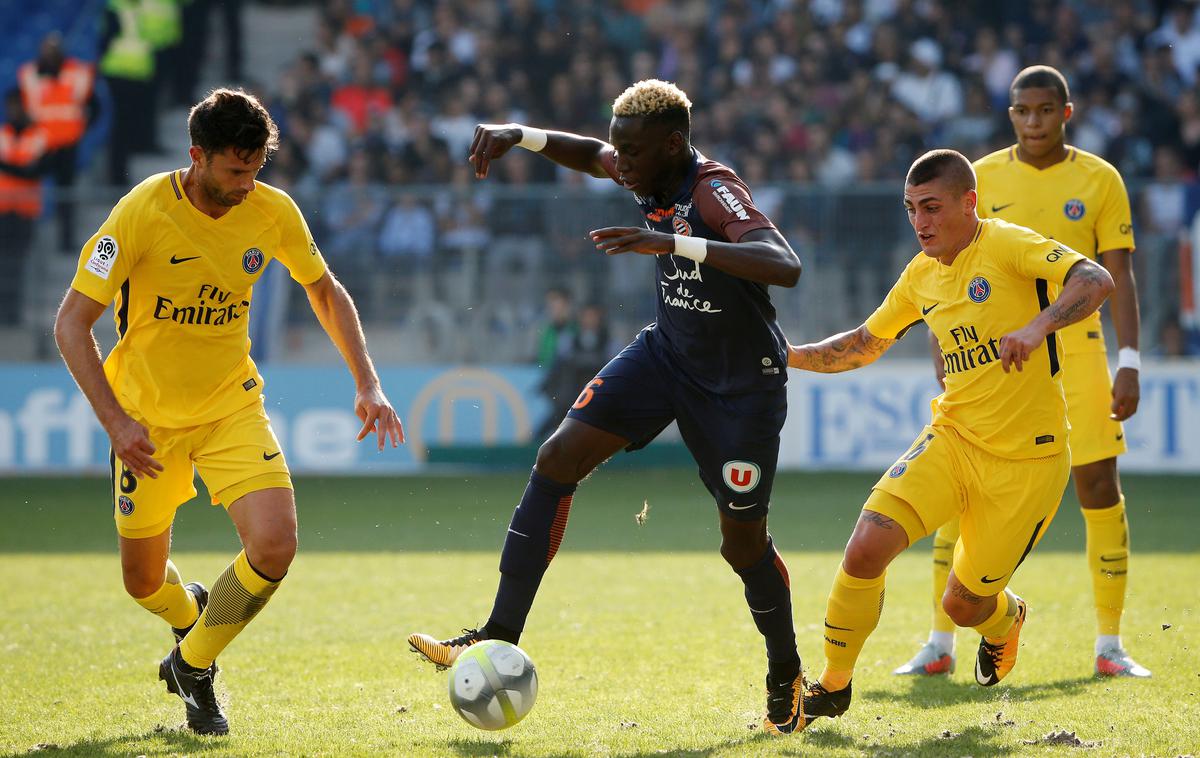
[{"xmin": 0, "ymin": 90, "xmax": 49, "ymax": 324}]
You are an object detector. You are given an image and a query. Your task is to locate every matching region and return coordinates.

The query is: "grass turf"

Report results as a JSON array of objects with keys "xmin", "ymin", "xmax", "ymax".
[{"xmin": 1, "ymin": 470, "xmax": 1197, "ymax": 756}]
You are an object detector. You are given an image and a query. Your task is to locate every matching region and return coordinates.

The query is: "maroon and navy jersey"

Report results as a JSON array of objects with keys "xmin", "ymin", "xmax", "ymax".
[{"xmin": 600, "ymin": 147, "xmax": 787, "ymax": 394}]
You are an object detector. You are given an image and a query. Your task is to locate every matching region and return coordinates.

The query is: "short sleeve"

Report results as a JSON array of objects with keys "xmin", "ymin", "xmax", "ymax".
[
  {"xmin": 273, "ymin": 192, "xmax": 328, "ymax": 285},
  {"xmin": 1094, "ymin": 165, "xmax": 1135, "ymax": 253},
  {"xmin": 1007, "ymin": 233, "xmax": 1089, "ymax": 285},
  {"xmin": 864, "ymin": 266, "xmax": 922, "ymax": 340},
  {"xmin": 694, "ymin": 173, "xmax": 776, "ymax": 242},
  {"xmin": 70, "ymin": 197, "xmax": 145, "ymax": 305}
]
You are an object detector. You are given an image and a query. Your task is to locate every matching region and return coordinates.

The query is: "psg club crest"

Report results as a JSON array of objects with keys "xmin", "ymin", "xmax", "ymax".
[
  {"xmin": 1063, "ymin": 199, "xmax": 1086, "ymax": 220},
  {"xmin": 672, "ymin": 216, "xmax": 692, "ymax": 236},
  {"xmin": 968, "ymin": 276, "xmax": 991, "ymax": 303},
  {"xmin": 242, "ymin": 247, "xmax": 265, "ymax": 274},
  {"xmin": 118, "ymin": 495, "xmax": 135, "ymax": 515},
  {"xmin": 723, "ymin": 460, "xmax": 761, "ymax": 493},
  {"xmin": 888, "ymin": 463, "xmax": 907, "ymax": 478}
]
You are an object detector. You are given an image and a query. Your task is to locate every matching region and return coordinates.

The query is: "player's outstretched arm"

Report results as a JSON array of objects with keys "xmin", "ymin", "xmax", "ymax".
[
  {"xmin": 998, "ymin": 258, "xmax": 1115, "ymax": 373},
  {"xmin": 589, "ymin": 227, "xmax": 801, "ymax": 288},
  {"xmin": 1100, "ymin": 248, "xmax": 1140, "ymax": 420},
  {"xmin": 302, "ymin": 272, "xmax": 404, "ymax": 450},
  {"xmin": 787, "ymin": 324, "xmax": 897, "ymax": 373},
  {"xmin": 54, "ymin": 289, "xmax": 162, "ymax": 478},
  {"xmin": 469, "ymin": 123, "xmax": 610, "ymax": 179}
]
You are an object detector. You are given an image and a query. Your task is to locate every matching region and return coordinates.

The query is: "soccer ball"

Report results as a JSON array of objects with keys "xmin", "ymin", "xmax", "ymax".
[{"xmin": 447, "ymin": 639, "xmax": 538, "ymax": 730}]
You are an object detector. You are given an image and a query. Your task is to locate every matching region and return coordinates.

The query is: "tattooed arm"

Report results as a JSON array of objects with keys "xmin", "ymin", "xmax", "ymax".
[
  {"xmin": 998, "ymin": 258, "xmax": 1115, "ymax": 373},
  {"xmin": 788, "ymin": 324, "xmax": 898, "ymax": 373}
]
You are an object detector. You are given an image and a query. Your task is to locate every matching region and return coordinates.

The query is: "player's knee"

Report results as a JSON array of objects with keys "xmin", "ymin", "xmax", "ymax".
[
  {"xmin": 841, "ymin": 539, "xmax": 890, "ymax": 579},
  {"xmin": 718, "ymin": 519, "xmax": 768, "ymax": 569},
  {"xmin": 122, "ymin": 564, "xmax": 165, "ymax": 599},
  {"xmin": 246, "ymin": 531, "xmax": 297, "ymax": 578},
  {"xmin": 941, "ymin": 592, "xmax": 986, "ymax": 627},
  {"xmin": 535, "ymin": 434, "xmax": 588, "ymax": 484}
]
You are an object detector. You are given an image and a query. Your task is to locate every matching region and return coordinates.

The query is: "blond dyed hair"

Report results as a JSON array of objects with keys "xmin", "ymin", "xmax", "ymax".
[{"xmin": 612, "ymin": 79, "xmax": 692, "ymax": 120}]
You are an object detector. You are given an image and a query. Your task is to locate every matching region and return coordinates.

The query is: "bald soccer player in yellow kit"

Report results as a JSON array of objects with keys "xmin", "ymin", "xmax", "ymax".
[
  {"xmin": 789, "ymin": 150, "xmax": 1114, "ymax": 729},
  {"xmin": 54, "ymin": 88, "xmax": 404, "ymax": 735},
  {"xmin": 896, "ymin": 65, "xmax": 1151, "ymax": 680}
]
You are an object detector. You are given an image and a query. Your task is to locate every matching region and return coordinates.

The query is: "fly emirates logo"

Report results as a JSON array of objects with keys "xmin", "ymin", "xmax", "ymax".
[
  {"xmin": 941, "ymin": 323, "xmax": 1002, "ymax": 376},
  {"xmin": 153, "ymin": 284, "xmax": 249, "ymax": 326}
]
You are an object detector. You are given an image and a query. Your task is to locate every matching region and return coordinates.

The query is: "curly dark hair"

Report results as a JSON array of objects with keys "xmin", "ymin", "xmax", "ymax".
[{"xmin": 187, "ymin": 87, "xmax": 280, "ymax": 162}]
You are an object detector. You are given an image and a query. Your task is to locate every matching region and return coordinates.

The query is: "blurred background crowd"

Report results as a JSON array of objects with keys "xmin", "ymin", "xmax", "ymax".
[{"xmin": 3, "ymin": 0, "xmax": 1200, "ymax": 369}]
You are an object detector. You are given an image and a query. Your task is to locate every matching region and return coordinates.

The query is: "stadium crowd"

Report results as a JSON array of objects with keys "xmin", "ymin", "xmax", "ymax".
[
  {"xmin": 4, "ymin": 0, "xmax": 1199, "ymax": 355},
  {"xmin": 251, "ymin": 0, "xmax": 1200, "ymax": 354}
]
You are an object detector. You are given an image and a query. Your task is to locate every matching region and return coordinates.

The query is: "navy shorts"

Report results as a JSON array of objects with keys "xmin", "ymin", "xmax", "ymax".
[{"xmin": 566, "ymin": 331, "xmax": 786, "ymax": 521}]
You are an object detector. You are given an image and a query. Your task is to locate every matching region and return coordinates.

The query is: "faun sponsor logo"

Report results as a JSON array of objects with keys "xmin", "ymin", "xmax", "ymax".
[
  {"xmin": 153, "ymin": 283, "xmax": 249, "ymax": 326},
  {"xmin": 710, "ymin": 180, "xmax": 750, "ymax": 221}
]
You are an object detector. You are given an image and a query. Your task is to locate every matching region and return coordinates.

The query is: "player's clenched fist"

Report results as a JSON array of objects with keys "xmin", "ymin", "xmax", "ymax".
[{"xmin": 469, "ymin": 123, "xmax": 523, "ymax": 178}]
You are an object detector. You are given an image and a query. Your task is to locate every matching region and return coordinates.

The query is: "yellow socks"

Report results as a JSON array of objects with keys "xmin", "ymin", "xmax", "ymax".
[
  {"xmin": 931, "ymin": 519, "xmax": 960, "ymax": 635},
  {"xmin": 1082, "ymin": 498, "xmax": 1128, "ymax": 636},
  {"xmin": 134, "ymin": 560, "xmax": 199, "ymax": 630},
  {"xmin": 974, "ymin": 588, "xmax": 1018, "ymax": 640},
  {"xmin": 179, "ymin": 550, "xmax": 282, "ymax": 669},
  {"xmin": 819, "ymin": 564, "xmax": 886, "ymax": 690}
]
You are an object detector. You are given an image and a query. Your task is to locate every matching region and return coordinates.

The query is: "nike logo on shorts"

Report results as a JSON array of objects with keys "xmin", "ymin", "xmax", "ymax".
[
  {"xmin": 263, "ymin": 451, "xmax": 282, "ymax": 460},
  {"xmin": 727, "ymin": 502, "xmax": 758, "ymax": 511},
  {"xmin": 980, "ymin": 574, "xmax": 1006, "ymax": 584}
]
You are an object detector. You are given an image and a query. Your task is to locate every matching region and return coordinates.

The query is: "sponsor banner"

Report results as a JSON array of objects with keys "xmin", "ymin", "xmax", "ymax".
[
  {"xmin": 0, "ymin": 365, "xmax": 548, "ymax": 474},
  {"xmin": 0, "ymin": 360, "xmax": 1196, "ymax": 474},
  {"xmin": 780, "ymin": 360, "xmax": 1200, "ymax": 473}
]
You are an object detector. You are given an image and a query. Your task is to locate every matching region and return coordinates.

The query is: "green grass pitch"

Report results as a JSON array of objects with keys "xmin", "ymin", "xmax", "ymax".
[{"xmin": 1, "ymin": 469, "xmax": 1197, "ymax": 756}]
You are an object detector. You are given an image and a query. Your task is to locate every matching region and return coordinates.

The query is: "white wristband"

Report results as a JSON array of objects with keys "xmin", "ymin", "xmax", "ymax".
[
  {"xmin": 673, "ymin": 234, "xmax": 708, "ymax": 263},
  {"xmin": 516, "ymin": 126, "xmax": 547, "ymax": 152},
  {"xmin": 1117, "ymin": 347, "xmax": 1140, "ymax": 371}
]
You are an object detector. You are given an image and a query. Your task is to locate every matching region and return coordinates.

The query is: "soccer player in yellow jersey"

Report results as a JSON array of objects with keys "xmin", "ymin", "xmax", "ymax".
[
  {"xmin": 53, "ymin": 89, "xmax": 404, "ymax": 735},
  {"xmin": 895, "ymin": 65, "xmax": 1151, "ymax": 680},
  {"xmin": 789, "ymin": 150, "xmax": 1114, "ymax": 728}
]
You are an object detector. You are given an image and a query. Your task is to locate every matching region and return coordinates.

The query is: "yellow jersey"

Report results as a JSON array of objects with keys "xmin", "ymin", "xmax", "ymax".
[
  {"xmin": 71, "ymin": 169, "xmax": 328, "ymax": 428},
  {"xmin": 866, "ymin": 218, "xmax": 1088, "ymax": 460},
  {"xmin": 974, "ymin": 145, "xmax": 1134, "ymax": 355}
]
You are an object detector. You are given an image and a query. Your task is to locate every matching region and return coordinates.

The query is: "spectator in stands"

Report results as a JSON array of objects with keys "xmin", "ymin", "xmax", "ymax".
[
  {"xmin": 100, "ymin": 0, "xmax": 155, "ymax": 186},
  {"xmin": 0, "ymin": 90, "xmax": 48, "ymax": 325},
  {"xmin": 17, "ymin": 32, "xmax": 94, "ymax": 253},
  {"xmin": 533, "ymin": 286, "xmax": 581, "ymax": 441},
  {"xmin": 324, "ymin": 148, "xmax": 384, "ymax": 258},
  {"xmin": 891, "ymin": 37, "xmax": 962, "ymax": 126},
  {"xmin": 378, "ymin": 191, "xmax": 436, "ymax": 266},
  {"xmin": 1151, "ymin": 1, "xmax": 1200, "ymax": 86}
]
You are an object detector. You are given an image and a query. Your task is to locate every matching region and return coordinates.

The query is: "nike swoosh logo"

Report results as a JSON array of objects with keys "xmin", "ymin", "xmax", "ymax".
[
  {"xmin": 824, "ymin": 621, "xmax": 854, "ymax": 631},
  {"xmin": 507, "ymin": 528, "xmax": 530, "ymax": 538},
  {"xmin": 750, "ymin": 606, "xmax": 778, "ymax": 614},
  {"xmin": 1099, "ymin": 554, "xmax": 1126, "ymax": 562},
  {"xmin": 975, "ymin": 658, "xmax": 997, "ymax": 686},
  {"xmin": 1115, "ymin": 434, "xmax": 1124, "ymax": 441},
  {"xmin": 263, "ymin": 451, "xmax": 282, "ymax": 460},
  {"xmin": 727, "ymin": 502, "xmax": 758, "ymax": 511},
  {"xmin": 170, "ymin": 668, "xmax": 199, "ymax": 708},
  {"xmin": 990, "ymin": 203, "xmax": 1014, "ymax": 213},
  {"xmin": 170, "ymin": 255, "xmax": 201, "ymax": 264},
  {"xmin": 980, "ymin": 574, "xmax": 1006, "ymax": 584},
  {"xmin": 921, "ymin": 303, "xmax": 938, "ymax": 315}
]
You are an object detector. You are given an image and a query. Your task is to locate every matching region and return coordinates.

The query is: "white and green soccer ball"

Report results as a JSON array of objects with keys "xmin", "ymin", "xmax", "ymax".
[{"xmin": 447, "ymin": 639, "xmax": 538, "ymax": 730}]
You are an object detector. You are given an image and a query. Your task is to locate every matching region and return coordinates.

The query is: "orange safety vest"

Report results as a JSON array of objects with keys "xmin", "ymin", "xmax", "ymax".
[
  {"xmin": 0, "ymin": 123, "xmax": 48, "ymax": 217},
  {"xmin": 17, "ymin": 58, "xmax": 94, "ymax": 150}
]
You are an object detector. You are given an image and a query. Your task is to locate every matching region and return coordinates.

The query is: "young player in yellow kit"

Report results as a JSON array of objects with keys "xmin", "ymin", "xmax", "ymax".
[
  {"xmin": 790, "ymin": 150, "xmax": 1114, "ymax": 727},
  {"xmin": 54, "ymin": 89, "xmax": 404, "ymax": 735},
  {"xmin": 895, "ymin": 66, "xmax": 1150, "ymax": 679}
]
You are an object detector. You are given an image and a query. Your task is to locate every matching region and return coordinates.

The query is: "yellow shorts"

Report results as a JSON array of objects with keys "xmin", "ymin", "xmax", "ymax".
[
  {"xmin": 1062, "ymin": 350, "xmax": 1126, "ymax": 466},
  {"xmin": 866, "ymin": 424, "xmax": 1071, "ymax": 597},
  {"xmin": 111, "ymin": 400, "xmax": 292, "ymax": 539}
]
